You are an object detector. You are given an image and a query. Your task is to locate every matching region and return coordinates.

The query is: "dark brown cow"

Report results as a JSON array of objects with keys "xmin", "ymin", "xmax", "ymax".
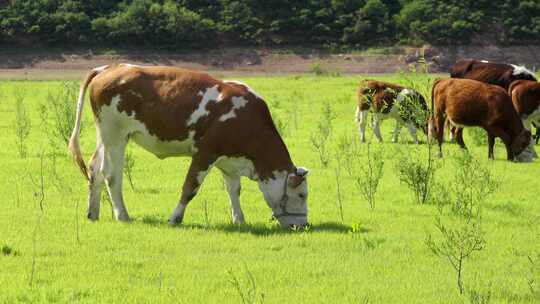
[
  {"xmin": 450, "ymin": 59, "xmax": 537, "ymax": 89},
  {"xmin": 449, "ymin": 59, "xmax": 538, "ymax": 142},
  {"xmin": 509, "ymin": 80, "xmax": 540, "ymax": 156},
  {"xmin": 69, "ymin": 64, "xmax": 309, "ymax": 228},
  {"xmin": 431, "ymin": 78, "xmax": 531, "ymax": 161},
  {"xmin": 356, "ymin": 80, "xmax": 428, "ymax": 143}
]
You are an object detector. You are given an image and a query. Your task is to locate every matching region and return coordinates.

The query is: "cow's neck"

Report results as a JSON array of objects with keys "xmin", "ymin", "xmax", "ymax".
[{"xmin": 254, "ymin": 144, "xmax": 294, "ymax": 180}]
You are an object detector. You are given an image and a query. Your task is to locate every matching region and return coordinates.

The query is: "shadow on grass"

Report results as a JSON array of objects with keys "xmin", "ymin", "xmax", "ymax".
[{"xmin": 137, "ymin": 215, "xmax": 351, "ymax": 235}]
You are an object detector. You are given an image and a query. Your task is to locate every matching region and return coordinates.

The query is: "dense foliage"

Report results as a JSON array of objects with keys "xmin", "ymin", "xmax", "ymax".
[{"xmin": 0, "ymin": 0, "xmax": 539, "ymax": 49}]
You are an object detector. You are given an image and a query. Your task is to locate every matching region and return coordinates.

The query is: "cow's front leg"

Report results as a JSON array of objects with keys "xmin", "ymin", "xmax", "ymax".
[
  {"xmin": 372, "ymin": 113, "xmax": 383, "ymax": 143},
  {"xmin": 222, "ymin": 174, "xmax": 244, "ymax": 224},
  {"xmin": 169, "ymin": 155, "xmax": 214, "ymax": 225},
  {"xmin": 488, "ymin": 132, "xmax": 495, "ymax": 160},
  {"xmin": 357, "ymin": 108, "xmax": 368, "ymax": 143}
]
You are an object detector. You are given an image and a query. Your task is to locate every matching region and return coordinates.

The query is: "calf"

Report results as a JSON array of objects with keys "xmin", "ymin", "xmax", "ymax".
[
  {"xmin": 431, "ymin": 78, "xmax": 531, "ymax": 161},
  {"xmin": 509, "ymin": 80, "xmax": 540, "ymax": 156},
  {"xmin": 69, "ymin": 64, "xmax": 309, "ymax": 228},
  {"xmin": 356, "ymin": 80, "xmax": 428, "ymax": 144}
]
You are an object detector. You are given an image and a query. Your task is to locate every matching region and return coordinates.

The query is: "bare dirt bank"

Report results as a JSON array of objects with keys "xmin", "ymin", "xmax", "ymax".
[{"xmin": 0, "ymin": 45, "xmax": 538, "ymax": 80}]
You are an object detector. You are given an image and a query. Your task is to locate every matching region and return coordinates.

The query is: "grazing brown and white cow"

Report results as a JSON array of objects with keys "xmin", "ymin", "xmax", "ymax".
[
  {"xmin": 431, "ymin": 78, "xmax": 531, "ymax": 161},
  {"xmin": 356, "ymin": 80, "xmax": 428, "ymax": 144},
  {"xmin": 68, "ymin": 64, "xmax": 309, "ymax": 228},
  {"xmin": 509, "ymin": 80, "xmax": 540, "ymax": 157},
  {"xmin": 449, "ymin": 59, "xmax": 539, "ymax": 142}
]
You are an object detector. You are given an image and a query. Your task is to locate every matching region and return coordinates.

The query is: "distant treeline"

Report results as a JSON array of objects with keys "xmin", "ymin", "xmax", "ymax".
[{"xmin": 1, "ymin": 0, "xmax": 539, "ymax": 49}]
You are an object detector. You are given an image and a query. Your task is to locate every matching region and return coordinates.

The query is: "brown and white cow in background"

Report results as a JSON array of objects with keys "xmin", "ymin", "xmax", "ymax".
[
  {"xmin": 431, "ymin": 78, "xmax": 531, "ymax": 161},
  {"xmin": 509, "ymin": 80, "xmax": 540, "ymax": 156},
  {"xmin": 69, "ymin": 64, "xmax": 309, "ymax": 228},
  {"xmin": 356, "ymin": 80, "xmax": 429, "ymax": 144},
  {"xmin": 449, "ymin": 59, "xmax": 539, "ymax": 143}
]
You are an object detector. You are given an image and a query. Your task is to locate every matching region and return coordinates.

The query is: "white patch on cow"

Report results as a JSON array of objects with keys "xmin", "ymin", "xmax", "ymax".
[
  {"xmin": 187, "ymin": 85, "xmax": 221, "ymax": 126},
  {"xmin": 224, "ymin": 80, "xmax": 263, "ymax": 99},
  {"xmin": 120, "ymin": 63, "xmax": 141, "ymax": 68},
  {"xmin": 511, "ymin": 64, "xmax": 537, "ymax": 79},
  {"xmin": 219, "ymin": 96, "xmax": 249, "ymax": 121},
  {"xmin": 215, "ymin": 156, "xmax": 258, "ymax": 180},
  {"xmin": 93, "ymin": 65, "xmax": 109, "ymax": 72},
  {"xmin": 397, "ymin": 88, "xmax": 413, "ymax": 101},
  {"xmin": 99, "ymin": 95, "xmax": 198, "ymax": 159},
  {"xmin": 257, "ymin": 171, "xmax": 288, "ymax": 206},
  {"xmin": 119, "ymin": 79, "xmax": 127, "ymax": 85},
  {"xmin": 480, "ymin": 60, "xmax": 489, "ymax": 63}
]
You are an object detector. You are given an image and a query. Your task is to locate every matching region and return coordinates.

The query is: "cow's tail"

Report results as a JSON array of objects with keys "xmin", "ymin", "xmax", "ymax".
[
  {"xmin": 428, "ymin": 78, "xmax": 443, "ymax": 138},
  {"xmin": 68, "ymin": 66, "xmax": 107, "ymax": 181}
]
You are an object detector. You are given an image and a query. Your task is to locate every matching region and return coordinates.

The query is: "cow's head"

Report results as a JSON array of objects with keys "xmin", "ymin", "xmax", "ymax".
[
  {"xmin": 512, "ymin": 129, "xmax": 532, "ymax": 161},
  {"xmin": 502, "ymin": 66, "xmax": 538, "ymax": 88},
  {"xmin": 258, "ymin": 167, "xmax": 309, "ymax": 229}
]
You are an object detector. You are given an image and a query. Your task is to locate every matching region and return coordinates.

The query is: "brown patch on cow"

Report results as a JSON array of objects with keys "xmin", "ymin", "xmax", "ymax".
[
  {"xmin": 88, "ymin": 64, "xmax": 294, "ymax": 180},
  {"xmin": 432, "ymin": 78, "xmax": 530, "ymax": 160},
  {"xmin": 358, "ymin": 80, "xmax": 405, "ymax": 113}
]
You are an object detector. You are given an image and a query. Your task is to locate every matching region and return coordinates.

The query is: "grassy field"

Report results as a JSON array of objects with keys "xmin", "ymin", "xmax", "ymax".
[{"xmin": 0, "ymin": 73, "xmax": 539, "ymax": 303}]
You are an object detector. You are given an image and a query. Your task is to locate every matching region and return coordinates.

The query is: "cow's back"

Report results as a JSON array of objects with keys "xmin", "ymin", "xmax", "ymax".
[
  {"xmin": 88, "ymin": 64, "xmax": 287, "ymax": 169},
  {"xmin": 434, "ymin": 78, "xmax": 512, "ymax": 126}
]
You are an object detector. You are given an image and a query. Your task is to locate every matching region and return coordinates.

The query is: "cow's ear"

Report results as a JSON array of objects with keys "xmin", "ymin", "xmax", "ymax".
[
  {"xmin": 296, "ymin": 167, "xmax": 309, "ymax": 177},
  {"xmin": 288, "ymin": 167, "xmax": 309, "ymax": 188}
]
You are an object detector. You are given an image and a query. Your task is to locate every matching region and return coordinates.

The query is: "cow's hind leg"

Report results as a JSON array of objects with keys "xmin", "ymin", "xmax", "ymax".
[
  {"xmin": 222, "ymin": 173, "xmax": 244, "ymax": 224},
  {"xmin": 101, "ymin": 141, "xmax": 130, "ymax": 221},
  {"xmin": 169, "ymin": 153, "xmax": 215, "ymax": 225},
  {"xmin": 87, "ymin": 142, "xmax": 105, "ymax": 220}
]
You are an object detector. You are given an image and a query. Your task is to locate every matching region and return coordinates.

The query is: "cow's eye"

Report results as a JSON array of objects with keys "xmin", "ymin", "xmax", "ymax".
[{"xmin": 298, "ymin": 193, "xmax": 306, "ymax": 199}]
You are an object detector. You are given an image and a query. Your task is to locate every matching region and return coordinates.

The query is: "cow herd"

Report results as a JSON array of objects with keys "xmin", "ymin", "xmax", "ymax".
[
  {"xmin": 356, "ymin": 59, "xmax": 539, "ymax": 162},
  {"xmin": 68, "ymin": 61, "xmax": 539, "ymax": 228}
]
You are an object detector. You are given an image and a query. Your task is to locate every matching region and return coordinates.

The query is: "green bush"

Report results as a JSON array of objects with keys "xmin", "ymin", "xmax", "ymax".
[{"xmin": 0, "ymin": 0, "xmax": 538, "ymax": 48}]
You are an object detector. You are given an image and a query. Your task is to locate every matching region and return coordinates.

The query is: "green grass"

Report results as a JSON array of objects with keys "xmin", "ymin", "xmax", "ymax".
[{"xmin": 0, "ymin": 74, "xmax": 539, "ymax": 303}]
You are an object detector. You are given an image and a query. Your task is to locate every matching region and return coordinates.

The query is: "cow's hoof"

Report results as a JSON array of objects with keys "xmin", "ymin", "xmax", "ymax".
[
  {"xmin": 231, "ymin": 217, "xmax": 245, "ymax": 225},
  {"xmin": 87, "ymin": 212, "xmax": 99, "ymax": 221},
  {"xmin": 115, "ymin": 214, "xmax": 131, "ymax": 222},
  {"xmin": 168, "ymin": 217, "xmax": 183, "ymax": 226}
]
